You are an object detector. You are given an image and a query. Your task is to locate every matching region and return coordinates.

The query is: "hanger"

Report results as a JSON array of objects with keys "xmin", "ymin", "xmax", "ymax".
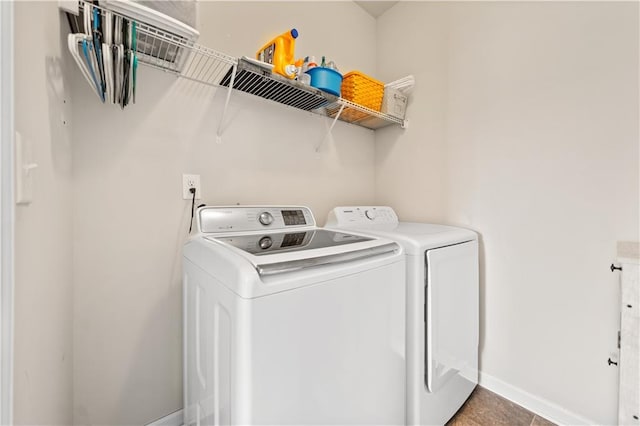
[
  {"xmin": 67, "ymin": 33, "xmax": 104, "ymax": 102},
  {"xmin": 69, "ymin": 2, "xmax": 138, "ymax": 108},
  {"xmin": 83, "ymin": 2, "xmax": 92, "ymax": 37},
  {"xmin": 132, "ymin": 22, "xmax": 137, "ymax": 104},
  {"xmin": 91, "ymin": 6, "xmax": 106, "ymax": 96},
  {"xmin": 82, "ymin": 39, "xmax": 105, "ymax": 103}
]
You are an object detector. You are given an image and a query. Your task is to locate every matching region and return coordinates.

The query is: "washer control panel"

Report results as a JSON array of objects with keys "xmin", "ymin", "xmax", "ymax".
[
  {"xmin": 199, "ymin": 206, "xmax": 315, "ymax": 233},
  {"xmin": 326, "ymin": 206, "xmax": 398, "ymax": 227}
]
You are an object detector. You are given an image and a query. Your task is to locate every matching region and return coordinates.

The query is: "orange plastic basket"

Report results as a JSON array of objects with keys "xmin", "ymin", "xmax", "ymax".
[{"xmin": 341, "ymin": 71, "xmax": 384, "ymax": 111}]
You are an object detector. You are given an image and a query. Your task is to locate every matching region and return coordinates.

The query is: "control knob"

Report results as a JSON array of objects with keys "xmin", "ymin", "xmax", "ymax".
[
  {"xmin": 258, "ymin": 211, "xmax": 274, "ymax": 226},
  {"xmin": 259, "ymin": 236, "xmax": 273, "ymax": 250},
  {"xmin": 365, "ymin": 209, "xmax": 376, "ymax": 220}
]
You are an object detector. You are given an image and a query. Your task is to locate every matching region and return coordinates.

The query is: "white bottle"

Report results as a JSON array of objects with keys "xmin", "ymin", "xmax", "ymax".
[{"xmin": 284, "ymin": 64, "xmax": 297, "ymax": 78}]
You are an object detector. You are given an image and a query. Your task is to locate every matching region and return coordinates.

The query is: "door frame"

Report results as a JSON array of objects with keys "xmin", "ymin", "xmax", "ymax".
[{"xmin": 0, "ymin": 1, "xmax": 15, "ymax": 424}]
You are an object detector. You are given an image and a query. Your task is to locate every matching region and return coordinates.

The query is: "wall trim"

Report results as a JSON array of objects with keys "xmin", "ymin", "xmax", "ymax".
[
  {"xmin": 0, "ymin": 1, "xmax": 15, "ymax": 424},
  {"xmin": 144, "ymin": 373, "xmax": 600, "ymax": 426},
  {"xmin": 146, "ymin": 409, "xmax": 183, "ymax": 426},
  {"xmin": 144, "ymin": 374, "xmax": 600, "ymax": 426},
  {"xmin": 479, "ymin": 371, "xmax": 595, "ymax": 426}
]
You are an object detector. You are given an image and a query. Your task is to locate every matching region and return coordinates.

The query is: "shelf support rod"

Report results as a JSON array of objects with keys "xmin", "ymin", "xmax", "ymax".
[
  {"xmin": 316, "ymin": 103, "xmax": 345, "ymax": 152},
  {"xmin": 216, "ymin": 62, "xmax": 237, "ymax": 143}
]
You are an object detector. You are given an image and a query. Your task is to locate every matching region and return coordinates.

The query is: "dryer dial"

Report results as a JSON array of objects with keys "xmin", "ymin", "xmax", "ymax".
[{"xmin": 365, "ymin": 209, "xmax": 376, "ymax": 220}]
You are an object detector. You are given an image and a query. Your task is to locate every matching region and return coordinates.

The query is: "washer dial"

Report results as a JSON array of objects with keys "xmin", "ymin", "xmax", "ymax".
[
  {"xmin": 258, "ymin": 212, "xmax": 274, "ymax": 226},
  {"xmin": 259, "ymin": 236, "xmax": 273, "ymax": 250}
]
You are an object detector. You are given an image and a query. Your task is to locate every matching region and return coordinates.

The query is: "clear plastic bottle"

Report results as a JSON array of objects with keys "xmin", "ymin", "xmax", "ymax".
[
  {"xmin": 306, "ymin": 55, "xmax": 318, "ymax": 70},
  {"xmin": 256, "ymin": 29, "xmax": 299, "ymax": 79}
]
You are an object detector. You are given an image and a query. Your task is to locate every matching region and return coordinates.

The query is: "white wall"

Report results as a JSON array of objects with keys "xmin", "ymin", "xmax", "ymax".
[
  {"xmin": 71, "ymin": 2, "xmax": 377, "ymax": 424},
  {"xmin": 376, "ymin": 2, "xmax": 639, "ymax": 424},
  {"xmin": 17, "ymin": 1, "xmax": 638, "ymax": 424},
  {"xmin": 13, "ymin": 2, "xmax": 74, "ymax": 424}
]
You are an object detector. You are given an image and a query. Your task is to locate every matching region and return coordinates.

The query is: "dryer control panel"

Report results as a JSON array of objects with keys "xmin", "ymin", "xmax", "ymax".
[
  {"xmin": 198, "ymin": 206, "xmax": 315, "ymax": 233},
  {"xmin": 326, "ymin": 206, "xmax": 399, "ymax": 227}
]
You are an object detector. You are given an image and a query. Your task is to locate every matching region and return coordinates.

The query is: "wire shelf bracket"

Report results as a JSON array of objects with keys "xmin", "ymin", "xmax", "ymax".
[
  {"xmin": 316, "ymin": 103, "xmax": 345, "ymax": 152},
  {"xmin": 216, "ymin": 63, "xmax": 237, "ymax": 143}
]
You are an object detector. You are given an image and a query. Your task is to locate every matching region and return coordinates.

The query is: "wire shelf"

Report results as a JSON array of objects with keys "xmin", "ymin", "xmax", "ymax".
[
  {"xmin": 220, "ymin": 60, "xmax": 334, "ymax": 111},
  {"xmin": 131, "ymin": 22, "xmax": 237, "ymax": 88},
  {"xmin": 219, "ymin": 59, "xmax": 406, "ymax": 130},
  {"xmin": 65, "ymin": 1, "xmax": 406, "ymax": 130},
  {"xmin": 325, "ymin": 99, "xmax": 405, "ymax": 130},
  {"xmin": 70, "ymin": 1, "xmax": 236, "ymax": 84}
]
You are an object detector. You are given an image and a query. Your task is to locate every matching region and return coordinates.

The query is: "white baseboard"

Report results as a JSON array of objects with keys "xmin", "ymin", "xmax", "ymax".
[
  {"xmin": 146, "ymin": 409, "xmax": 183, "ymax": 426},
  {"xmin": 479, "ymin": 371, "xmax": 596, "ymax": 425}
]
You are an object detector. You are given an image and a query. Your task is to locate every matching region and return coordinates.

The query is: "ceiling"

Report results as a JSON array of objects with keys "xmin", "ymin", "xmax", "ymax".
[{"xmin": 355, "ymin": 1, "xmax": 399, "ymax": 18}]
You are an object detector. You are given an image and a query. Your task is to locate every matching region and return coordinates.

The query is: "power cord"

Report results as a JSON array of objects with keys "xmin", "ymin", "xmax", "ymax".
[{"xmin": 188, "ymin": 187, "xmax": 196, "ymax": 234}]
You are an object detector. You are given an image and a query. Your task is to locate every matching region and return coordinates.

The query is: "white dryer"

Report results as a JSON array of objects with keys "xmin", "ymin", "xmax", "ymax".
[
  {"xmin": 183, "ymin": 206, "xmax": 406, "ymax": 425},
  {"xmin": 327, "ymin": 206, "xmax": 479, "ymax": 426}
]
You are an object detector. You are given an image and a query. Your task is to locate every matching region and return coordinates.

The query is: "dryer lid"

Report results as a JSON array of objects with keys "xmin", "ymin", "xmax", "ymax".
[{"xmin": 326, "ymin": 206, "xmax": 477, "ymax": 255}]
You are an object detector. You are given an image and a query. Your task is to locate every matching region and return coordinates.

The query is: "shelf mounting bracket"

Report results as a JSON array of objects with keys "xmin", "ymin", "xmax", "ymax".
[
  {"xmin": 216, "ymin": 63, "xmax": 237, "ymax": 143},
  {"xmin": 316, "ymin": 103, "xmax": 345, "ymax": 152}
]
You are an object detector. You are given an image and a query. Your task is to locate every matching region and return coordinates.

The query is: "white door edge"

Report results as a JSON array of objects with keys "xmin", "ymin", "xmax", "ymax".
[{"xmin": 0, "ymin": 1, "xmax": 15, "ymax": 424}]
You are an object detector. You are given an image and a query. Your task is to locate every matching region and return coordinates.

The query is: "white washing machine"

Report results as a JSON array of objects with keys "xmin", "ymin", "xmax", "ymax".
[
  {"xmin": 183, "ymin": 206, "xmax": 406, "ymax": 426},
  {"xmin": 326, "ymin": 206, "xmax": 479, "ymax": 426}
]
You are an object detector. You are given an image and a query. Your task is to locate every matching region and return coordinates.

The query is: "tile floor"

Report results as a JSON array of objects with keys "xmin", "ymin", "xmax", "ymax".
[{"xmin": 447, "ymin": 386, "xmax": 556, "ymax": 426}]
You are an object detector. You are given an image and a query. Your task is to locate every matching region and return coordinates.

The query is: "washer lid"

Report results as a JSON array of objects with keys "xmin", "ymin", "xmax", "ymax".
[
  {"xmin": 207, "ymin": 228, "xmax": 398, "ymax": 274},
  {"xmin": 207, "ymin": 229, "xmax": 372, "ymax": 256},
  {"xmin": 197, "ymin": 227, "xmax": 400, "ymax": 277}
]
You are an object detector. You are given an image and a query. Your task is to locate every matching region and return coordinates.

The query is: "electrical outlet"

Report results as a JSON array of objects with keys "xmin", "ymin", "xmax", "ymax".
[{"xmin": 182, "ymin": 174, "xmax": 201, "ymax": 200}]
